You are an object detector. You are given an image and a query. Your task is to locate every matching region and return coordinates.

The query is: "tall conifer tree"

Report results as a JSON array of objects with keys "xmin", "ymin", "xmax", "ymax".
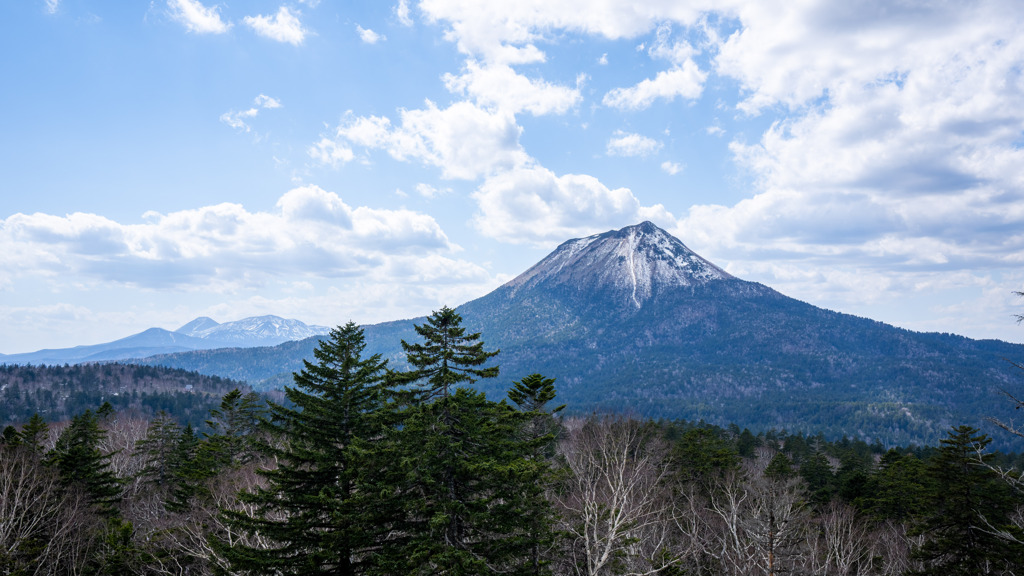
[
  {"xmin": 908, "ymin": 426, "xmax": 1024, "ymax": 575},
  {"xmin": 45, "ymin": 408, "xmax": 122, "ymax": 516},
  {"xmin": 221, "ymin": 322, "xmax": 391, "ymax": 576},
  {"xmin": 381, "ymin": 308, "xmax": 556, "ymax": 575}
]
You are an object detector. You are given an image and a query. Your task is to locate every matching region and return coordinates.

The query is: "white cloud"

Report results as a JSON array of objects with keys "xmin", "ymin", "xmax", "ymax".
[
  {"xmin": 443, "ymin": 60, "xmax": 581, "ymax": 116},
  {"xmin": 308, "ymin": 137, "xmax": 355, "ymax": 167},
  {"xmin": 661, "ymin": 161, "xmax": 683, "ymax": 175},
  {"xmin": 675, "ymin": 2, "xmax": 1024, "ymax": 276},
  {"xmin": 253, "ymin": 94, "xmax": 282, "ymax": 109},
  {"xmin": 598, "ymin": 53, "xmax": 608, "ymax": 65},
  {"xmin": 357, "ymin": 25, "xmax": 385, "ymax": 44},
  {"xmin": 606, "ymin": 131, "xmax": 662, "ymax": 157},
  {"xmin": 244, "ymin": 6, "xmax": 306, "ymax": 45},
  {"xmin": 167, "ymin": 0, "xmax": 231, "ymax": 34},
  {"xmin": 602, "ymin": 61, "xmax": 707, "ymax": 110},
  {"xmin": 415, "ymin": 183, "xmax": 452, "ymax": 198},
  {"xmin": 418, "ymin": 0, "xmax": 712, "ymax": 64},
  {"xmin": 220, "ymin": 94, "xmax": 282, "ymax": 132},
  {"xmin": 396, "ymin": 0, "xmax": 413, "ymax": 26},
  {"xmin": 0, "ymin": 186, "xmax": 467, "ymax": 289},
  {"xmin": 331, "ymin": 101, "xmax": 530, "ymax": 180},
  {"xmin": 44, "ymin": 0, "xmax": 59, "ymax": 15},
  {"xmin": 471, "ymin": 165, "xmax": 675, "ymax": 246}
]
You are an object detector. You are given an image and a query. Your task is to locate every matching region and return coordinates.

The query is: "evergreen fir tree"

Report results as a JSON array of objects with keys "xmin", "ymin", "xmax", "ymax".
[
  {"xmin": 18, "ymin": 413, "xmax": 50, "ymax": 454},
  {"xmin": 220, "ymin": 322, "xmax": 392, "ymax": 576},
  {"xmin": 396, "ymin": 305, "xmax": 499, "ymax": 401},
  {"xmin": 381, "ymin": 308, "xmax": 552, "ymax": 574},
  {"xmin": 204, "ymin": 388, "xmax": 267, "ymax": 466},
  {"xmin": 860, "ymin": 449, "xmax": 928, "ymax": 521},
  {"xmin": 137, "ymin": 411, "xmax": 183, "ymax": 487},
  {"xmin": 45, "ymin": 409, "xmax": 122, "ymax": 516},
  {"xmin": 908, "ymin": 426, "xmax": 1024, "ymax": 575}
]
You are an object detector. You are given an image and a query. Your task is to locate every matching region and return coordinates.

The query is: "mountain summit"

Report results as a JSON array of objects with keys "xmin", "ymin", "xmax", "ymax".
[
  {"xmin": 507, "ymin": 222, "xmax": 732, "ymax": 307},
  {"xmin": 175, "ymin": 315, "xmax": 329, "ymax": 346}
]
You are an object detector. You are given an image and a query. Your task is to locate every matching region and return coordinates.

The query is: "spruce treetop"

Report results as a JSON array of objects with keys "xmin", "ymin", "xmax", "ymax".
[{"xmin": 398, "ymin": 306, "xmax": 499, "ymax": 401}]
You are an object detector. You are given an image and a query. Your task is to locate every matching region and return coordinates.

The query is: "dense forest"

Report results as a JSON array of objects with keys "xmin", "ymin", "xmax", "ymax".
[
  {"xmin": 0, "ymin": 363, "xmax": 250, "ymax": 427},
  {"xmin": 3, "ymin": 309, "xmax": 1024, "ymax": 575}
]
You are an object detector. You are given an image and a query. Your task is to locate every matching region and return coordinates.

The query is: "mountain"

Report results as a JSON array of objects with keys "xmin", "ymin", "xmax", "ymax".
[
  {"xmin": 0, "ymin": 315, "xmax": 330, "ymax": 365},
  {"xmin": 134, "ymin": 223, "xmax": 1024, "ymax": 448},
  {"xmin": 174, "ymin": 315, "xmax": 330, "ymax": 347}
]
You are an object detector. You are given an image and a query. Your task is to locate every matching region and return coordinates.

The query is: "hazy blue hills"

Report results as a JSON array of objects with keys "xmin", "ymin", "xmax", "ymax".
[
  {"xmin": 0, "ymin": 315, "xmax": 330, "ymax": 365},
  {"xmin": 132, "ymin": 222, "xmax": 1024, "ymax": 449}
]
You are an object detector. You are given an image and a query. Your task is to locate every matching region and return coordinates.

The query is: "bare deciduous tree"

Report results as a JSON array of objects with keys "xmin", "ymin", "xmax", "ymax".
[
  {"xmin": 0, "ymin": 446, "xmax": 100, "ymax": 576},
  {"xmin": 554, "ymin": 417, "xmax": 679, "ymax": 576}
]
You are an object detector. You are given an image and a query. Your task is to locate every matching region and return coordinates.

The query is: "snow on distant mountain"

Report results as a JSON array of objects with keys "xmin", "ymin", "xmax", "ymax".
[
  {"xmin": 507, "ymin": 221, "xmax": 732, "ymax": 307},
  {"xmin": 175, "ymin": 315, "xmax": 330, "ymax": 347},
  {"xmin": 0, "ymin": 316, "xmax": 330, "ymax": 365},
  {"xmin": 176, "ymin": 317, "xmax": 220, "ymax": 335}
]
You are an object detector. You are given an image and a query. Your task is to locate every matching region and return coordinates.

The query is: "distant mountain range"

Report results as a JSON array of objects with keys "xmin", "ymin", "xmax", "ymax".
[
  {"xmin": 129, "ymin": 222, "xmax": 1024, "ymax": 448},
  {"xmin": 7, "ymin": 222, "xmax": 1024, "ymax": 448},
  {"xmin": 0, "ymin": 315, "xmax": 330, "ymax": 365}
]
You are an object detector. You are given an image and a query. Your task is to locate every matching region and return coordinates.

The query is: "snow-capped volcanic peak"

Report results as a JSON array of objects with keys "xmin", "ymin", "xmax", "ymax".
[
  {"xmin": 175, "ymin": 315, "xmax": 330, "ymax": 345},
  {"xmin": 507, "ymin": 222, "xmax": 732, "ymax": 307}
]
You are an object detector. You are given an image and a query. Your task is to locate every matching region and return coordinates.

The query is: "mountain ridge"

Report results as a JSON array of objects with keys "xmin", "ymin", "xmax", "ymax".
[{"xmin": 0, "ymin": 315, "xmax": 330, "ymax": 365}]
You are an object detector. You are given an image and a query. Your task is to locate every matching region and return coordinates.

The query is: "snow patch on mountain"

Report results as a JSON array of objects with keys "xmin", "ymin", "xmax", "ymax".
[
  {"xmin": 506, "ymin": 221, "xmax": 732, "ymax": 307},
  {"xmin": 175, "ymin": 315, "xmax": 330, "ymax": 346}
]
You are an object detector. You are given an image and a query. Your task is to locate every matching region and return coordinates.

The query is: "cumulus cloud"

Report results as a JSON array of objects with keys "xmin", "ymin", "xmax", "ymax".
[
  {"xmin": 0, "ymin": 186, "xmax": 469, "ymax": 289},
  {"xmin": 418, "ymin": 0, "xmax": 711, "ymax": 64},
  {"xmin": 220, "ymin": 94, "xmax": 282, "ymax": 132},
  {"xmin": 244, "ymin": 6, "xmax": 306, "ymax": 45},
  {"xmin": 328, "ymin": 101, "xmax": 530, "ymax": 180},
  {"xmin": 672, "ymin": 1, "xmax": 1024, "ymax": 280},
  {"xmin": 167, "ymin": 0, "xmax": 231, "ymax": 34},
  {"xmin": 606, "ymin": 131, "xmax": 662, "ymax": 157},
  {"xmin": 443, "ymin": 61, "xmax": 581, "ymax": 116},
  {"xmin": 44, "ymin": 0, "xmax": 60, "ymax": 15},
  {"xmin": 603, "ymin": 62, "xmax": 707, "ymax": 110},
  {"xmin": 661, "ymin": 161, "xmax": 683, "ymax": 175},
  {"xmin": 395, "ymin": 0, "xmax": 413, "ymax": 26},
  {"xmin": 307, "ymin": 137, "xmax": 355, "ymax": 167},
  {"xmin": 416, "ymin": 183, "xmax": 452, "ymax": 198},
  {"xmin": 357, "ymin": 25, "xmax": 385, "ymax": 44},
  {"xmin": 471, "ymin": 165, "xmax": 675, "ymax": 246}
]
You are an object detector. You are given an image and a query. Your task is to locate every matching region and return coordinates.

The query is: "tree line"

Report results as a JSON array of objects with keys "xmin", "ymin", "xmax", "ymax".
[{"xmin": 2, "ymin": 307, "xmax": 1024, "ymax": 575}]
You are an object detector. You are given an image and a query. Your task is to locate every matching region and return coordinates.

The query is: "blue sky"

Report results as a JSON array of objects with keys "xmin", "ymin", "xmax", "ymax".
[{"xmin": 2, "ymin": 0, "xmax": 1023, "ymax": 353}]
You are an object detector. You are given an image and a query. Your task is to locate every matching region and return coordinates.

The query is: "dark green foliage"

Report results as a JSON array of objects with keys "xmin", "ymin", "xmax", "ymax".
[
  {"xmin": 672, "ymin": 426, "xmax": 740, "ymax": 485},
  {"xmin": 2, "ymin": 424, "xmax": 19, "ymax": 444},
  {"xmin": 381, "ymin": 388, "xmax": 555, "ymax": 576},
  {"xmin": 397, "ymin": 305, "xmax": 499, "ymax": 401},
  {"xmin": 137, "ymin": 411, "xmax": 183, "ymax": 487},
  {"xmin": 377, "ymin": 311, "xmax": 556, "ymax": 575},
  {"xmin": 203, "ymin": 387, "xmax": 267, "ymax": 466},
  {"xmin": 220, "ymin": 322, "xmax": 391, "ymax": 575},
  {"xmin": 508, "ymin": 373, "xmax": 565, "ymax": 415},
  {"xmin": 908, "ymin": 426, "xmax": 1024, "ymax": 575},
  {"xmin": 799, "ymin": 451, "xmax": 836, "ymax": 505},
  {"xmin": 17, "ymin": 413, "xmax": 50, "ymax": 454},
  {"xmin": 45, "ymin": 409, "xmax": 122, "ymax": 516},
  {"xmin": 764, "ymin": 452, "xmax": 795, "ymax": 480},
  {"xmin": 859, "ymin": 450, "xmax": 929, "ymax": 521}
]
